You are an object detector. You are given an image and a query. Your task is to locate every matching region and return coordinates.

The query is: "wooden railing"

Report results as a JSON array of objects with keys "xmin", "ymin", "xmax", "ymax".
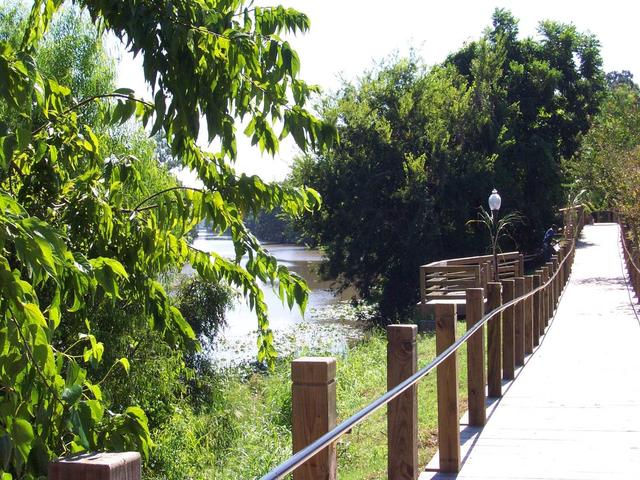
[
  {"xmin": 419, "ymin": 252, "xmax": 522, "ymax": 304},
  {"xmin": 50, "ymin": 207, "xmax": 586, "ymax": 480},
  {"xmin": 620, "ymin": 218, "xmax": 640, "ymax": 299},
  {"xmin": 258, "ymin": 206, "xmax": 584, "ymax": 480}
]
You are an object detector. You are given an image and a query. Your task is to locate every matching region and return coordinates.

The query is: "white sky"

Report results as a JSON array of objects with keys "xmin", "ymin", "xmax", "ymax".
[{"xmin": 115, "ymin": 0, "xmax": 640, "ymax": 183}]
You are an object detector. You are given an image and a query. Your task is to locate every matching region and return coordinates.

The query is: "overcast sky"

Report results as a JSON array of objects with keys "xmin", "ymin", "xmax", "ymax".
[{"xmin": 115, "ymin": 0, "xmax": 640, "ymax": 183}]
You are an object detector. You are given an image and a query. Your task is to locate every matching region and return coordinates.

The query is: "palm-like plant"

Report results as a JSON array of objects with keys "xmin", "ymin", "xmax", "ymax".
[{"xmin": 468, "ymin": 207, "xmax": 524, "ymax": 281}]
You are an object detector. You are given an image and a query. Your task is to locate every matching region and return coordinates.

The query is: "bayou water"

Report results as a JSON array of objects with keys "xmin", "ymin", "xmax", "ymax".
[{"xmin": 188, "ymin": 231, "xmax": 366, "ymax": 365}]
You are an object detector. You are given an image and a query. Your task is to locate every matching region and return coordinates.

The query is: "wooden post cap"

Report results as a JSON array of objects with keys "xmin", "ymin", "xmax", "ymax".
[
  {"xmin": 292, "ymin": 357, "xmax": 336, "ymax": 384},
  {"xmin": 387, "ymin": 324, "xmax": 418, "ymax": 342},
  {"xmin": 466, "ymin": 288, "xmax": 484, "ymax": 301},
  {"xmin": 49, "ymin": 452, "xmax": 141, "ymax": 480}
]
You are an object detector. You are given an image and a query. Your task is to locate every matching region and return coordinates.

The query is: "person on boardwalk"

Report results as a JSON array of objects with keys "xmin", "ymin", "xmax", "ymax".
[{"xmin": 543, "ymin": 225, "xmax": 558, "ymax": 262}]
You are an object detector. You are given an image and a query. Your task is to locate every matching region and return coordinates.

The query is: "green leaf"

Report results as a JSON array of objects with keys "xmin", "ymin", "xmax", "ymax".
[
  {"xmin": 118, "ymin": 357, "xmax": 130, "ymax": 374},
  {"xmin": 16, "ymin": 128, "xmax": 31, "ymax": 151},
  {"xmin": 62, "ymin": 385, "xmax": 83, "ymax": 404},
  {"xmin": 69, "ymin": 409, "xmax": 89, "ymax": 449},
  {"xmin": 169, "ymin": 306, "xmax": 196, "ymax": 341},
  {"xmin": 11, "ymin": 418, "xmax": 33, "ymax": 449},
  {"xmin": 113, "ymin": 87, "xmax": 135, "ymax": 96},
  {"xmin": 22, "ymin": 303, "xmax": 47, "ymax": 328}
]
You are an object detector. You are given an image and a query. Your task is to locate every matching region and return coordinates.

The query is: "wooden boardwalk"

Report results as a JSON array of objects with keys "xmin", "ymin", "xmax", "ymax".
[{"xmin": 421, "ymin": 223, "xmax": 640, "ymax": 479}]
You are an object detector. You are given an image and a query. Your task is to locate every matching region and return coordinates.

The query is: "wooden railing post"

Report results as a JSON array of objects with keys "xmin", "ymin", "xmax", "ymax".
[
  {"xmin": 524, "ymin": 275, "xmax": 534, "ymax": 355},
  {"xmin": 533, "ymin": 272, "xmax": 543, "ymax": 345},
  {"xmin": 292, "ymin": 357, "xmax": 337, "ymax": 480},
  {"xmin": 634, "ymin": 252, "xmax": 639, "ymax": 297},
  {"xmin": 552, "ymin": 255, "xmax": 559, "ymax": 307},
  {"xmin": 435, "ymin": 304, "xmax": 460, "ymax": 473},
  {"xmin": 626, "ymin": 248, "xmax": 632, "ymax": 294},
  {"xmin": 49, "ymin": 453, "xmax": 141, "ymax": 480},
  {"xmin": 634, "ymin": 252, "xmax": 640, "ymax": 297},
  {"xmin": 514, "ymin": 277, "xmax": 525, "ymax": 366},
  {"xmin": 565, "ymin": 245, "xmax": 570, "ymax": 282},
  {"xmin": 518, "ymin": 253, "xmax": 524, "ymax": 277},
  {"xmin": 501, "ymin": 279, "xmax": 515, "ymax": 380},
  {"xmin": 629, "ymin": 247, "xmax": 634, "ymax": 294},
  {"xmin": 542, "ymin": 266, "xmax": 550, "ymax": 329},
  {"xmin": 630, "ymin": 249, "xmax": 636, "ymax": 296},
  {"xmin": 559, "ymin": 246, "xmax": 567, "ymax": 290},
  {"xmin": 545, "ymin": 262, "xmax": 554, "ymax": 321},
  {"xmin": 466, "ymin": 288, "xmax": 486, "ymax": 427},
  {"xmin": 387, "ymin": 325, "xmax": 418, "ymax": 480},
  {"xmin": 487, "ymin": 282, "xmax": 502, "ymax": 397},
  {"xmin": 419, "ymin": 266, "xmax": 427, "ymax": 317}
]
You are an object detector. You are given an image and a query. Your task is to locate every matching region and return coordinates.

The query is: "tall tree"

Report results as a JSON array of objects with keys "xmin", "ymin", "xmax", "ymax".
[
  {"xmin": 0, "ymin": 0, "xmax": 334, "ymax": 476},
  {"xmin": 448, "ymin": 10, "xmax": 605, "ymax": 244},
  {"xmin": 290, "ymin": 10, "xmax": 605, "ymax": 321}
]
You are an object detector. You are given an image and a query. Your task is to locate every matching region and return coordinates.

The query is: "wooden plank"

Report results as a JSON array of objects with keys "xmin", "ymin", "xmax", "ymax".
[
  {"xmin": 426, "ymin": 280, "xmax": 479, "ymax": 288},
  {"xmin": 292, "ymin": 357, "xmax": 337, "ymax": 480},
  {"xmin": 426, "ymin": 271, "xmax": 479, "ymax": 278},
  {"xmin": 486, "ymin": 282, "xmax": 502, "ymax": 398},
  {"xmin": 436, "ymin": 304, "xmax": 460, "ymax": 473},
  {"xmin": 49, "ymin": 453, "xmax": 141, "ymax": 480},
  {"xmin": 466, "ymin": 288, "xmax": 486, "ymax": 427},
  {"xmin": 501, "ymin": 279, "xmax": 515, "ymax": 380},
  {"xmin": 387, "ymin": 325, "xmax": 418, "ymax": 480},
  {"xmin": 426, "ymin": 295, "xmax": 466, "ymax": 301},
  {"xmin": 446, "ymin": 251, "xmax": 519, "ymax": 266},
  {"xmin": 424, "ymin": 266, "xmax": 480, "ymax": 273}
]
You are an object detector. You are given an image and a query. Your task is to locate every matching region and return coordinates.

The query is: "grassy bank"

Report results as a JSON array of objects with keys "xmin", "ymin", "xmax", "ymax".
[{"xmin": 146, "ymin": 322, "xmax": 469, "ymax": 479}]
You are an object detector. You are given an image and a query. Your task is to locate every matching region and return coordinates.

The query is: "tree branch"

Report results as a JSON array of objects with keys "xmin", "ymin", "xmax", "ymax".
[
  {"xmin": 32, "ymin": 93, "xmax": 154, "ymax": 135},
  {"xmin": 129, "ymin": 186, "xmax": 206, "ymax": 216}
]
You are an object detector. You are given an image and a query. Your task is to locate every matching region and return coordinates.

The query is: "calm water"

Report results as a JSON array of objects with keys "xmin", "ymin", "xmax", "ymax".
[{"xmin": 188, "ymin": 231, "xmax": 364, "ymax": 365}]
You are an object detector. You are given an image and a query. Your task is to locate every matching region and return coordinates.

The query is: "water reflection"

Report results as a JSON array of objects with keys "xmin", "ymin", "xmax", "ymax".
[{"xmin": 188, "ymin": 232, "xmax": 363, "ymax": 365}]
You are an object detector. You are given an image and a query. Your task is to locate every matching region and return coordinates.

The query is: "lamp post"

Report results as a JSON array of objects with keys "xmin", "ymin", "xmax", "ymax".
[{"xmin": 488, "ymin": 189, "xmax": 502, "ymax": 281}]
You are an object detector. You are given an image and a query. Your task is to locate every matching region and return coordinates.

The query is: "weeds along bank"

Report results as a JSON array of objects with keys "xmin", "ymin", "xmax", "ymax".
[{"xmin": 145, "ymin": 323, "xmax": 468, "ymax": 479}]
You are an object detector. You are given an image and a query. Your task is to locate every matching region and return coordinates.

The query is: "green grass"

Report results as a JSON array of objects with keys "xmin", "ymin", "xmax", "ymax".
[
  {"xmin": 333, "ymin": 323, "xmax": 468, "ymax": 479},
  {"xmin": 146, "ymin": 321, "xmax": 469, "ymax": 479}
]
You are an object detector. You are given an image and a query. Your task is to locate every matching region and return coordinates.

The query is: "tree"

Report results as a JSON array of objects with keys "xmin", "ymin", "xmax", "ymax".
[
  {"xmin": 290, "ymin": 10, "xmax": 605, "ymax": 321},
  {"xmin": 447, "ymin": 10, "xmax": 605, "ymax": 246},
  {"xmin": 0, "ymin": 0, "xmax": 335, "ymax": 476},
  {"xmin": 289, "ymin": 57, "xmax": 472, "ymax": 320},
  {"xmin": 568, "ymin": 81, "xmax": 640, "ymax": 233},
  {"xmin": 605, "ymin": 70, "xmax": 638, "ymax": 91}
]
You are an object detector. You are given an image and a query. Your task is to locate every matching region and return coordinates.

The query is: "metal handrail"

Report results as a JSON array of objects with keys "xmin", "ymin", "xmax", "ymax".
[{"xmin": 261, "ymin": 209, "xmax": 583, "ymax": 480}]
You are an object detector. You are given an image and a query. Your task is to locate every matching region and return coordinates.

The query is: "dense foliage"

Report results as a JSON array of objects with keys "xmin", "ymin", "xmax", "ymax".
[
  {"xmin": 568, "ymin": 75, "xmax": 640, "ymax": 238},
  {"xmin": 290, "ymin": 10, "xmax": 605, "ymax": 320},
  {"xmin": 0, "ymin": 0, "xmax": 335, "ymax": 477}
]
